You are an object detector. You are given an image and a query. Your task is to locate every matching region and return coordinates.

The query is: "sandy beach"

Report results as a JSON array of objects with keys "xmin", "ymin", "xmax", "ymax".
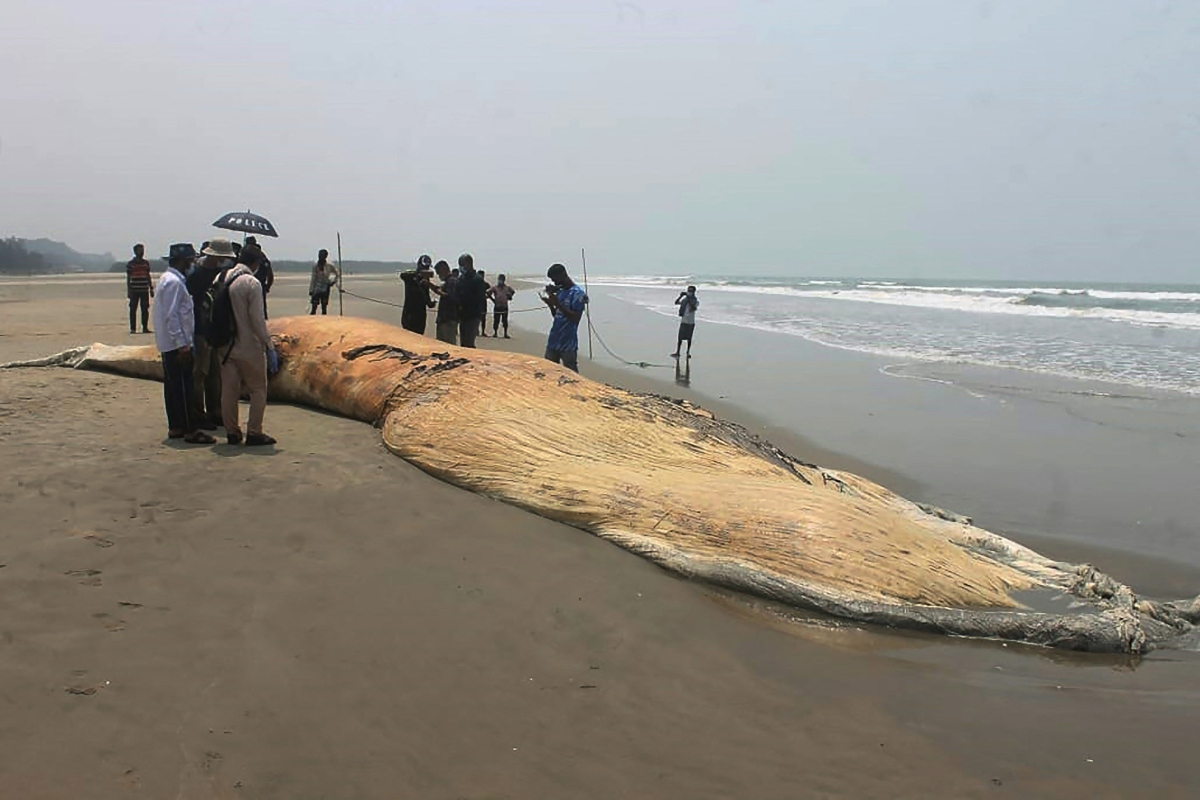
[{"xmin": 2, "ymin": 273, "xmax": 1198, "ymax": 799}]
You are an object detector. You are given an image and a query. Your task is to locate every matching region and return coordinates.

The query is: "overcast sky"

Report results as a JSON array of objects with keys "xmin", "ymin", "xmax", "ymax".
[{"xmin": 2, "ymin": 0, "xmax": 1197, "ymax": 280}]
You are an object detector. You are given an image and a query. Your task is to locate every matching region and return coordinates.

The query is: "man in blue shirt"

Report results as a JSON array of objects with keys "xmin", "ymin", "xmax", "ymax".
[{"xmin": 540, "ymin": 263, "xmax": 588, "ymax": 372}]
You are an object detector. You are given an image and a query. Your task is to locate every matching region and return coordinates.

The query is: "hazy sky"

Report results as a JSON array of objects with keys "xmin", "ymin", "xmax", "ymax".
[{"xmin": 2, "ymin": 0, "xmax": 1198, "ymax": 280}]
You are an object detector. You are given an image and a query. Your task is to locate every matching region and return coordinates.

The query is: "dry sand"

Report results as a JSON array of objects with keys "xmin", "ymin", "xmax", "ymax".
[{"xmin": 1, "ymin": 273, "xmax": 1198, "ymax": 799}]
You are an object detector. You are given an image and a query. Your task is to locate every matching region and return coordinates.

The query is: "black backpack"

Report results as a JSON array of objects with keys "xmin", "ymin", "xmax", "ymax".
[{"xmin": 206, "ymin": 271, "xmax": 238, "ymax": 350}]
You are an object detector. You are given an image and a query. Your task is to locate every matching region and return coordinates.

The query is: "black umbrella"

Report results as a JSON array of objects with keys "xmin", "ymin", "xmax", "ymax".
[{"xmin": 212, "ymin": 210, "xmax": 278, "ymax": 238}]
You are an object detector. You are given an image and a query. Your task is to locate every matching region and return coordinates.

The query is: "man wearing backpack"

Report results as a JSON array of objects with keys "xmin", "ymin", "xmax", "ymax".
[
  {"xmin": 218, "ymin": 247, "xmax": 278, "ymax": 446},
  {"xmin": 185, "ymin": 239, "xmax": 234, "ymax": 429}
]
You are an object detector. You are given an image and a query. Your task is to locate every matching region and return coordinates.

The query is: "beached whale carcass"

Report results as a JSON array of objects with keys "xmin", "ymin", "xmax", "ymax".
[{"xmin": 6, "ymin": 315, "xmax": 1198, "ymax": 654}]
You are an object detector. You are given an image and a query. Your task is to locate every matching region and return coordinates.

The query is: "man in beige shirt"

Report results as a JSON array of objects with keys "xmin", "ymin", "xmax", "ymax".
[{"xmin": 220, "ymin": 248, "xmax": 278, "ymax": 446}]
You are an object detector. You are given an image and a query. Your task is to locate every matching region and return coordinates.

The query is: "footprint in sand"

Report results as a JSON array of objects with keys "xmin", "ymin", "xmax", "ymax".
[
  {"xmin": 64, "ymin": 568, "xmax": 102, "ymax": 586},
  {"xmin": 92, "ymin": 612, "xmax": 126, "ymax": 632}
]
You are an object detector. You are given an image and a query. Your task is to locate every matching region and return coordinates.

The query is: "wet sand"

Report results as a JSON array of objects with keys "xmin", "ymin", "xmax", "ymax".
[{"xmin": 1, "ymin": 273, "xmax": 1198, "ymax": 798}]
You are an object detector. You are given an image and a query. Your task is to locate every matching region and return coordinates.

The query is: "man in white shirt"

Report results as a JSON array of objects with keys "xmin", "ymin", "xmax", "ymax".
[
  {"xmin": 671, "ymin": 285, "xmax": 699, "ymax": 359},
  {"xmin": 152, "ymin": 243, "xmax": 216, "ymax": 445}
]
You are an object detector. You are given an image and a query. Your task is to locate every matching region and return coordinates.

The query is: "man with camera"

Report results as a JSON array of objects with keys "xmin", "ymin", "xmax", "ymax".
[
  {"xmin": 540, "ymin": 263, "xmax": 588, "ymax": 373},
  {"xmin": 671, "ymin": 285, "xmax": 699, "ymax": 359},
  {"xmin": 400, "ymin": 254, "xmax": 437, "ymax": 335}
]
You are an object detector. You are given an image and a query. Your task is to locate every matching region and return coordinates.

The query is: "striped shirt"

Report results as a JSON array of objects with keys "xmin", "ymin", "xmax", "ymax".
[{"xmin": 126, "ymin": 258, "xmax": 154, "ymax": 295}]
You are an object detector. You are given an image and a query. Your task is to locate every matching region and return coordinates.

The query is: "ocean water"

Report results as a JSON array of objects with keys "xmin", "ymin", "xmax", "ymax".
[{"xmin": 586, "ymin": 276, "xmax": 1200, "ymax": 394}]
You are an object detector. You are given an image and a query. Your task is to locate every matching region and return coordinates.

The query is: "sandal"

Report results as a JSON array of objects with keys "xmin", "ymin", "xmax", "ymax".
[
  {"xmin": 183, "ymin": 432, "xmax": 217, "ymax": 445},
  {"xmin": 168, "ymin": 430, "xmax": 185, "ymax": 439},
  {"xmin": 226, "ymin": 432, "xmax": 243, "ymax": 445},
  {"xmin": 244, "ymin": 433, "xmax": 277, "ymax": 447}
]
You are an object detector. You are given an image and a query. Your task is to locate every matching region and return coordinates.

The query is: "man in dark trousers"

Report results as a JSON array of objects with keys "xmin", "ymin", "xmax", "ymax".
[
  {"xmin": 454, "ymin": 253, "xmax": 487, "ymax": 348},
  {"xmin": 185, "ymin": 238, "xmax": 235, "ymax": 428},
  {"xmin": 477, "ymin": 270, "xmax": 491, "ymax": 337},
  {"xmin": 150, "ymin": 243, "xmax": 215, "ymax": 445},
  {"xmin": 487, "ymin": 274, "xmax": 516, "ymax": 338},
  {"xmin": 245, "ymin": 236, "xmax": 274, "ymax": 319},
  {"xmin": 671, "ymin": 285, "xmax": 700, "ymax": 359},
  {"xmin": 400, "ymin": 254, "xmax": 437, "ymax": 335},
  {"xmin": 432, "ymin": 260, "xmax": 459, "ymax": 345},
  {"xmin": 125, "ymin": 243, "xmax": 154, "ymax": 334}
]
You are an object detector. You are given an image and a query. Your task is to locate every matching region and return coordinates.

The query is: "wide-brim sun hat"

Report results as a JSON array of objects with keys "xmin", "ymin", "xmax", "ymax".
[{"xmin": 200, "ymin": 238, "xmax": 237, "ymax": 259}]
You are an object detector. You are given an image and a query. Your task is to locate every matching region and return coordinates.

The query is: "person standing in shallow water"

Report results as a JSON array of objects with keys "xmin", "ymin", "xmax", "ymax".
[
  {"xmin": 541, "ymin": 263, "xmax": 588, "ymax": 372},
  {"xmin": 151, "ymin": 243, "xmax": 216, "ymax": 445},
  {"xmin": 671, "ymin": 285, "xmax": 699, "ymax": 359},
  {"xmin": 309, "ymin": 249, "xmax": 338, "ymax": 315},
  {"xmin": 126, "ymin": 243, "xmax": 154, "ymax": 334}
]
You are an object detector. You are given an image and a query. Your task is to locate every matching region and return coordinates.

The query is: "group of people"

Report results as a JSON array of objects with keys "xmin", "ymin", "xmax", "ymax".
[
  {"xmin": 136, "ymin": 238, "xmax": 279, "ymax": 447},
  {"xmin": 398, "ymin": 253, "xmax": 516, "ymax": 347},
  {"xmin": 397, "ymin": 254, "xmax": 589, "ymax": 372},
  {"xmin": 131, "ymin": 235, "xmax": 683, "ymax": 444},
  {"xmin": 126, "ymin": 236, "xmax": 277, "ymax": 330}
]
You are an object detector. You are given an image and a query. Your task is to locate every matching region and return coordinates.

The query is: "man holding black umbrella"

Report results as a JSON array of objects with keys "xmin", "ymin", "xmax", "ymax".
[{"xmin": 244, "ymin": 236, "xmax": 274, "ymax": 319}]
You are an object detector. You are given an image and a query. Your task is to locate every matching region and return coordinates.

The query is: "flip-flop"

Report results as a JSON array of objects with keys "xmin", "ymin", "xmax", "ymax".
[{"xmin": 168, "ymin": 430, "xmax": 185, "ymax": 439}]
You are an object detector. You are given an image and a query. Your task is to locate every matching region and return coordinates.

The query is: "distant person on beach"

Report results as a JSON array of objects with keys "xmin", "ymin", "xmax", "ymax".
[
  {"xmin": 220, "ymin": 246, "xmax": 278, "ymax": 447},
  {"xmin": 245, "ymin": 236, "xmax": 274, "ymax": 319},
  {"xmin": 487, "ymin": 274, "xmax": 515, "ymax": 338},
  {"xmin": 309, "ymin": 249, "xmax": 338, "ymax": 315},
  {"xmin": 671, "ymin": 285, "xmax": 699, "ymax": 359},
  {"xmin": 432, "ymin": 259, "xmax": 459, "ymax": 345},
  {"xmin": 454, "ymin": 253, "xmax": 487, "ymax": 348},
  {"xmin": 125, "ymin": 243, "xmax": 154, "ymax": 334},
  {"xmin": 151, "ymin": 243, "xmax": 215, "ymax": 445},
  {"xmin": 478, "ymin": 271, "xmax": 491, "ymax": 337},
  {"xmin": 400, "ymin": 255, "xmax": 437, "ymax": 335},
  {"xmin": 541, "ymin": 263, "xmax": 588, "ymax": 372},
  {"xmin": 185, "ymin": 238, "xmax": 236, "ymax": 429}
]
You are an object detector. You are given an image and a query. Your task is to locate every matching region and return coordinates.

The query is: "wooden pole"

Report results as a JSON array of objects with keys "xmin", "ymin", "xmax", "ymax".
[
  {"xmin": 581, "ymin": 247, "xmax": 594, "ymax": 361},
  {"xmin": 336, "ymin": 232, "xmax": 344, "ymax": 317}
]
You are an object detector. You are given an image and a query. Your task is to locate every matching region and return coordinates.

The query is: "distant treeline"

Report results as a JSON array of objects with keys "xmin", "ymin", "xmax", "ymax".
[
  {"xmin": 2, "ymin": 235, "xmax": 415, "ymax": 276},
  {"xmin": 0, "ymin": 238, "xmax": 50, "ymax": 274},
  {"xmin": 1, "ymin": 237, "xmax": 116, "ymax": 274}
]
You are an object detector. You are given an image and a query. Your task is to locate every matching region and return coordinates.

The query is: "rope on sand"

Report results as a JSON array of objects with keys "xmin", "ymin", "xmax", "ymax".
[{"xmin": 587, "ymin": 320, "xmax": 674, "ymax": 369}]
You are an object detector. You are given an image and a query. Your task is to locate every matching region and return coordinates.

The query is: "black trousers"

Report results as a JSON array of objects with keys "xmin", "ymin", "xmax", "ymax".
[
  {"xmin": 493, "ymin": 309, "xmax": 509, "ymax": 333},
  {"xmin": 458, "ymin": 318, "xmax": 478, "ymax": 348},
  {"xmin": 401, "ymin": 308, "xmax": 427, "ymax": 335},
  {"xmin": 129, "ymin": 291, "xmax": 150, "ymax": 332},
  {"xmin": 161, "ymin": 349, "xmax": 196, "ymax": 434}
]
